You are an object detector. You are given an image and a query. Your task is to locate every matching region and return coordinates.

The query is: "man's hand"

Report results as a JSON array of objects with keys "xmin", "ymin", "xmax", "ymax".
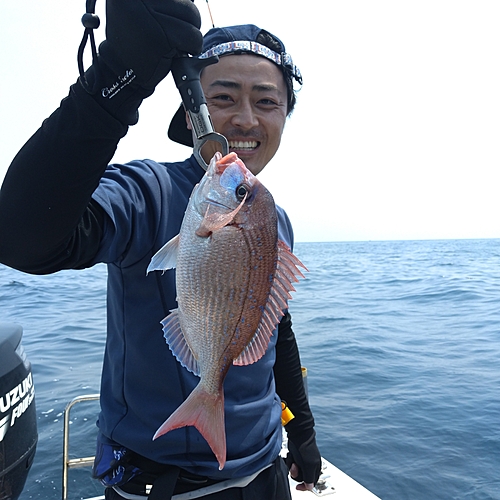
[
  {"xmin": 285, "ymin": 432, "xmax": 322, "ymax": 491},
  {"xmin": 80, "ymin": 0, "xmax": 203, "ymax": 124},
  {"xmin": 289, "ymin": 463, "xmax": 315, "ymax": 491},
  {"xmin": 101, "ymin": 0, "xmax": 203, "ymax": 90}
]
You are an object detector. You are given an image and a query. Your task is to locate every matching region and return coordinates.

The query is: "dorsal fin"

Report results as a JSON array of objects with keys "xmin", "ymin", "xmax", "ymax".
[
  {"xmin": 161, "ymin": 310, "xmax": 200, "ymax": 376},
  {"xmin": 233, "ymin": 241, "xmax": 307, "ymax": 366}
]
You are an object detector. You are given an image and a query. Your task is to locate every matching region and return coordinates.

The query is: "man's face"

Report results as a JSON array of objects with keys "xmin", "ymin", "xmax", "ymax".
[{"xmin": 193, "ymin": 54, "xmax": 288, "ymax": 175}]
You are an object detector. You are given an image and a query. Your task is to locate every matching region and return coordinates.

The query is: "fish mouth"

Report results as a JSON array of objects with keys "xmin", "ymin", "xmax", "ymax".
[
  {"xmin": 205, "ymin": 198, "xmax": 234, "ymax": 211},
  {"xmin": 228, "ymin": 140, "xmax": 259, "ymax": 152}
]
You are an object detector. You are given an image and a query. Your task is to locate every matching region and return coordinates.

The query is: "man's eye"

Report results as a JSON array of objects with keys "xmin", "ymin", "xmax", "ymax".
[
  {"xmin": 259, "ymin": 98, "xmax": 278, "ymax": 106},
  {"xmin": 214, "ymin": 94, "xmax": 233, "ymax": 101}
]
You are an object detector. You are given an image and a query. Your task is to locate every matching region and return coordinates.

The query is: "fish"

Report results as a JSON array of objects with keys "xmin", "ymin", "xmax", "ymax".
[{"xmin": 146, "ymin": 151, "xmax": 307, "ymax": 469}]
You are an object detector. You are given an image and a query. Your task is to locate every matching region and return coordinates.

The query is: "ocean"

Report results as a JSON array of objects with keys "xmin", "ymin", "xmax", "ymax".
[{"xmin": 1, "ymin": 239, "xmax": 499, "ymax": 500}]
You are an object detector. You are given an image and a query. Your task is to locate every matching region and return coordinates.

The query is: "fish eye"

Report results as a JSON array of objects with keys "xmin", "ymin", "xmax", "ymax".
[{"xmin": 236, "ymin": 184, "xmax": 249, "ymax": 201}]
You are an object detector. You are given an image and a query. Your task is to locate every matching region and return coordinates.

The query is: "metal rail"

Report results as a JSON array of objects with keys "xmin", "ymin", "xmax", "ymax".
[{"xmin": 62, "ymin": 394, "xmax": 101, "ymax": 500}]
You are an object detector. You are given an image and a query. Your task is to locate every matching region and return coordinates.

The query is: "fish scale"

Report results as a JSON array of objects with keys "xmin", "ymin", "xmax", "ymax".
[{"xmin": 147, "ymin": 152, "xmax": 307, "ymax": 469}]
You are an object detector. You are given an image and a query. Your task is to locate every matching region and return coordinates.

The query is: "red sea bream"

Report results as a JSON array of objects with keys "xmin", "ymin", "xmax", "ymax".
[{"xmin": 147, "ymin": 152, "xmax": 307, "ymax": 469}]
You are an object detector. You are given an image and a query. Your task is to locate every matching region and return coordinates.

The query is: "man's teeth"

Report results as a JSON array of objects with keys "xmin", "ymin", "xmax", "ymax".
[{"xmin": 229, "ymin": 141, "xmax": 258, "ymax": 150}]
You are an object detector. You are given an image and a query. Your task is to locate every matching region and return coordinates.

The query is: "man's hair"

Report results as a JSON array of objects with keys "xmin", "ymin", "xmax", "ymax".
[{"xmin": 255, "ymin": 30, "xmax": 297, "ymax": 115}]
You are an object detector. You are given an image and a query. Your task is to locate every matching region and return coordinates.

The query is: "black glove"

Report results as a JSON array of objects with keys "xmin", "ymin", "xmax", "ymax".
[
  {"xmin": 285, "ymin": 430, "xmax": 322, "ymax": 486},
  {"xmin": 101, "ymin": 0, "xmax": 202, "ymax": 89},
  {"xmin": 81, "ymin": 0, "xmax": 202, "ymax": 124},
  {"xmin": 274, "ymin": 312, "xmax": 322, "ymax": 486}
]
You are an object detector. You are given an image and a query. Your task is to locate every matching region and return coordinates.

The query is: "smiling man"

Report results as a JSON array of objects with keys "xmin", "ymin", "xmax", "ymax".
[
  {"xmin": 195, "ymin": 52, "xmax": 288, "ymax": 174},
  {"xmin": 200, "ymin": 53, "xmax": 287, "ymax": 174},
  {"xmin": 170, "ymin": 25, "xmax": 299, "ymax": 176},
  {"xmin": 0, "ymin": 2, "xmax": 320, "ymax": 499}
]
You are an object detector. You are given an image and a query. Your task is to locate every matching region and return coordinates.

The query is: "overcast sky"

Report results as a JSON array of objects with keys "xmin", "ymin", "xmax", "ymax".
[{"xmin": 1, "ymin": 1, "xmax": 499, "ymax": 243}]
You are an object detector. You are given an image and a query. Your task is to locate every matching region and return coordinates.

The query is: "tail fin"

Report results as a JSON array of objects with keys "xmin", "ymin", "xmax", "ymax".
[{"xmin": 153, "ymin": 384, "xmax": 227, "ymax": 470}]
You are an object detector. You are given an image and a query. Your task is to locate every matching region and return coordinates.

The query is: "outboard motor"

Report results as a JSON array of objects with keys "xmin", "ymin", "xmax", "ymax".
[{"xmin": 0, "ymin": 323, "xmax": 37, "ymax": 500}]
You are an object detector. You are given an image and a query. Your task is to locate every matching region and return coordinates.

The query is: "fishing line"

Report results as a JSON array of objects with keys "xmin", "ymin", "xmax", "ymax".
[{"xmin": 205, "ymin": 0, "xmax": 216, "ymax": 28}]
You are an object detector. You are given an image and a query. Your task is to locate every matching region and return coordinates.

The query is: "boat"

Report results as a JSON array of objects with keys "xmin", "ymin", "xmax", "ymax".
[{"xmin": 1, "ymin": 323, "xmax": 380, "ymax": 500}]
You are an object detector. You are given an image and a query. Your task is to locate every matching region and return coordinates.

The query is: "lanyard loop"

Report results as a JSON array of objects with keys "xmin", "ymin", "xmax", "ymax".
[{"xmin": 77, "ymin": 0, "xmax": 100, "ymax": 92}]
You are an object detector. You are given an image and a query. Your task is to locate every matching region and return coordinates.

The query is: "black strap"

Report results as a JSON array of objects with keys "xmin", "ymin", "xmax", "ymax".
[
  {"xmin": 78, "ymin": 0, "xmax": 100, "ymax": 92},
  {"xmin": 148, "ymin": 466, "xmax": 181, "ymax": 500}
]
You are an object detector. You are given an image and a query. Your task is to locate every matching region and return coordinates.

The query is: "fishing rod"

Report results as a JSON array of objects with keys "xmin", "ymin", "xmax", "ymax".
[{"xmin": 205, "ymin": 0, "xmax": 216, "ymax": 28}]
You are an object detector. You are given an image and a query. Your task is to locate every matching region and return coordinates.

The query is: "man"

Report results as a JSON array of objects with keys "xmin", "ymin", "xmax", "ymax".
[{"xmin": 0, "ymin": 1, "xmax": 321, "ymax": 498}]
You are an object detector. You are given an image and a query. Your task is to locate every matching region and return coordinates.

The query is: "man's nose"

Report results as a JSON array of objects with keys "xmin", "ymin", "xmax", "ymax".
[{"xmin": 231, "ymin": 101, "xmax": 259, "ymax": 130}]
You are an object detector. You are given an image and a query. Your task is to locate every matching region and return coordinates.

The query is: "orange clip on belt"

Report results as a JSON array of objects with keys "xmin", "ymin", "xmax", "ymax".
[{"xmin": 281, "ymin": 401, "xmax": 295, "ymax": 426}]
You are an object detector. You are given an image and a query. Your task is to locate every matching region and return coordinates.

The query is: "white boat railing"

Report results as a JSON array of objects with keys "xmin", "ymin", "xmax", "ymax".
[{"xmin": 62, "ymin": 394, "xmax": 101, "ymax": 500}]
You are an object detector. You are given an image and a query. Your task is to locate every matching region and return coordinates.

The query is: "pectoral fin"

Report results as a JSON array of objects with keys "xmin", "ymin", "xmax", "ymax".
[{"xmin": 147, "ymin": 234, "xmax": 180, "ymax": 274}]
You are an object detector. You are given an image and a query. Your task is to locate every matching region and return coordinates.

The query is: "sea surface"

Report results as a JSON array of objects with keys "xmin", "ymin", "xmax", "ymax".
[{"xmin": 1, "ymin": 239, "xmax": 499, "ymax": 500}]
